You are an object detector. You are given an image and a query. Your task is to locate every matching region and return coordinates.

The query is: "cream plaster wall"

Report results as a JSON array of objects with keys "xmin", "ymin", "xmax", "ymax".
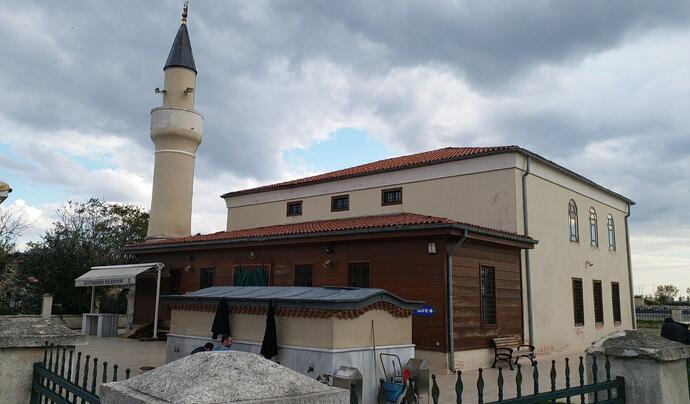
[
  {"xmin": 333, "ymin": 310, "xmax": 412, "ymax": 349},
  {"xmin": 0, "ymin": 347, "xmax": 44, "ymax": 404},
  {"xmin": 170, "ymin": 310, "xmax": 334, "ymax": 348},
  {"xmin": 227, "ymin": 162, "xmax": 521, "ymax": 233},
  {"xmin": 518, "ymin": 156, "xmax": 632, "ymax": 353},
  {"xmin": 170, "ymin": 309, "xmax": 410, "ymax": 350},
  {"xmin": 221, "ymin": 151, "xmax": 633, "ymax": 358},
  {"xmin": 162, "ymin": 67, "xmax": 196, "ymax": 109}
]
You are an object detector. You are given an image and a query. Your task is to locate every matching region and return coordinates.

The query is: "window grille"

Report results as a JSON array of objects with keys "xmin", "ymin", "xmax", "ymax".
[
  {"xmin": 349, "ymin": 263, "xmax": 370, "ymax": 288},
  {"xmin": 572, "ymin": 278, "xmax": 584, "ymax": 326},
  {"xmin": 294, "ymin": 264, "xmax": 313, "ymax": 287},
  {"xmin": 381, "ymin": 188, "xmax": 403, "ymax": 205},
  {"xmin": 200, "ymin": 268, "xmax": 214, "ymax": 289},
  {"xmin": 170, "ymin": 269, "xmax": 181, "ymax": 295},
  {"xmin": 331, "ymin": 195, "xmax": 349, "ymax": 211},
  {"xmin": 593, "ymin": 280, "xmax": 604, "ymax": 324},
  {"xmin": 480, "ymin": 266, "xmax": 497, "ymax": 325},
  {"xmin": 286, "ymin": 201, "xmax": 303, "ymax": 216},
  {"xmin": 611, "ymin": 282, "xmax": 621, "ymax": 323}
]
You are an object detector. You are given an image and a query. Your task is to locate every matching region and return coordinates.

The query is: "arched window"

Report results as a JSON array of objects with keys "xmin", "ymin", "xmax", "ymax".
[
  {"xmin": 589, "ymin": 207, "xmax": 598, "ymax": 247},
  {"xmin": 607, "ymin": 214, "xmax": 616, "ymax": 251},
  {"xmin": 568, "ymin": 200, "xmax": 579, "ymax": 242}
]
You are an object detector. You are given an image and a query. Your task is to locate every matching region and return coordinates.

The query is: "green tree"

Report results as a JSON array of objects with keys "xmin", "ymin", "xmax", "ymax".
[
  {"xmin": 20, "ymin": 199, "xmax": 148, "ymax": 314},
  {"xmin": 655, "ymin": 284, "xmax": 679, "ymax": 305}
]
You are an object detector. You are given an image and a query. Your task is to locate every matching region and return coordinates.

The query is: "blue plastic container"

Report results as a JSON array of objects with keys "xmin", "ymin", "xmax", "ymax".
[{"xmin": 382, "ymin": 381, "xmax": 404, "ymax": 402}]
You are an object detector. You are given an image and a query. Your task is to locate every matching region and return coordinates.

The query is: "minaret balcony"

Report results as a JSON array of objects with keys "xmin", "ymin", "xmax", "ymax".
[{"xmin": 150, "ymin": 107, "xmax": 203, "ymax": 151}]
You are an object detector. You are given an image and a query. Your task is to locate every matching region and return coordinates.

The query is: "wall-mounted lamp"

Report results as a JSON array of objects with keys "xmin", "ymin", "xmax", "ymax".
[
  {"xmin": 154, "ymin": 87, "xmax": 167, "ymax": 94},
  {"xmin": 183, "ymin": 265, "xmax": 193, "ymax": 272},
  {"xmin": 324, "ymin": 245, "xmax": 334, "ymax": 254},
  {"xmin": 322, "ymin": 259, "xmax": 332, "ymax": 269},
  {"xmin": 427, "ymin": 241, "xmax": 437, "ymax": 255},
  {"xmin": 249, "ymin": 251, "xmax": 258, "ymax": 259},
  {"xmin": 585, "ymin": 260, "xmax": 595, "ymax": 269},
  {"xmin": 185, "ymin": 254, "xmax": 194, "ymax": 261},
  {"xmin": 184, "ymin": 87, "xmax": 195, "ymax": 95}
]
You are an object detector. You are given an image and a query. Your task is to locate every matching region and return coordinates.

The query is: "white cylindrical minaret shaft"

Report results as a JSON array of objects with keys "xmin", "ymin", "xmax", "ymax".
[{"xmin": 147, "ymin": 21, "xmax": 203, "ymax": 239}]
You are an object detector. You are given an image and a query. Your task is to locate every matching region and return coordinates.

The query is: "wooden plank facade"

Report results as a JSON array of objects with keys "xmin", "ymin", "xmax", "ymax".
[{"xmin": 132, "ymin": 231, "xmax": 526, "ymax": 353}]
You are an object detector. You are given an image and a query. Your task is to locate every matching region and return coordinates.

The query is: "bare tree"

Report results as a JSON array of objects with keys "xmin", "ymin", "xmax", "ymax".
[{"xmin": 0, "ymin": 205, "xmax": 29, "ymax": 253}]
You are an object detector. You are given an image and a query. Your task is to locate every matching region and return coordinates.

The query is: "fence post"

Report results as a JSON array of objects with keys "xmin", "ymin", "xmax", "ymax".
[
  {"xmin": 431, "ymin": 374, "xmax": 439, "ymax": 404},
  {"xmin": 455, "ymin": 370, "xmax": 463, "ymax": 404}
]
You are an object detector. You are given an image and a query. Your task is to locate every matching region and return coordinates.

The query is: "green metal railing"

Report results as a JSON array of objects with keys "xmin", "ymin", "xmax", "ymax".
[
  {"xmin": 30, "ymin": 342, "xmax": 131, "ymax": 404},
  {"xmin": 429, "ymin": 355, "xmax": 625, "ymax": 404}
]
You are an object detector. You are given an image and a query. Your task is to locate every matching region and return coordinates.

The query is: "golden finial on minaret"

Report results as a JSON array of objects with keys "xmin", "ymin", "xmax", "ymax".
[{"xmin": 181, "ymin": 1, "xmax": 189, "ymax": 24}]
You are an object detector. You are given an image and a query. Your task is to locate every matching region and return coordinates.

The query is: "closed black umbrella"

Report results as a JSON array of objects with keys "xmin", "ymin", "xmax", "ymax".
[
  {"xmin": 211, "ymin": 298, "xmax": 230, "ymax": 339},
  {"xmin": 260, "ymin": 301, "xmax": 278, "ymax": 359}
]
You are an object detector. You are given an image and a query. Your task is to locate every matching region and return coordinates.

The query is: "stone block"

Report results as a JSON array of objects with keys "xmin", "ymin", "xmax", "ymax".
[
  {"xmin": 0, "ymin": 317, "xmax": 86, "ymax": 403},
  {"xmin": 100, "ymin": 351, "xmax": 349, "ymax": 403},
  {"xmin": 586, "ymin": 329, "xmax": 690, "ymax": 404}
]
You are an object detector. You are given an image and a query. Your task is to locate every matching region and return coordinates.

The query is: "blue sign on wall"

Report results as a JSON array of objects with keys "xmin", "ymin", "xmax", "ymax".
[{"xmin": 414, "ymin": 305, "xmax": 435, "ymax": 317}]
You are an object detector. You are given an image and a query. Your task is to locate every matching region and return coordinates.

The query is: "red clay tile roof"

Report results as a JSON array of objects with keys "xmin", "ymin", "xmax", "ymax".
[
  {"xmin": 222, "ymin": 146, "xmax": 519, "ymax": 197},
  {"xmin": 128, "ymin": 212, "xmax": 534, "ymax": 249}
]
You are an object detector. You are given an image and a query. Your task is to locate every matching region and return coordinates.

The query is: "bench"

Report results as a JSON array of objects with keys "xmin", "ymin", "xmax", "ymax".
[{"xmin": 492, "ymin": 336, "xmax": 535, "ymax": 370}]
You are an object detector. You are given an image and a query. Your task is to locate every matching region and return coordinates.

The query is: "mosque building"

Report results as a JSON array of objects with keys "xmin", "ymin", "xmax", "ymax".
[{"xmin": 125, "ymin": 8, "xmax": 635, "ymax": 369}]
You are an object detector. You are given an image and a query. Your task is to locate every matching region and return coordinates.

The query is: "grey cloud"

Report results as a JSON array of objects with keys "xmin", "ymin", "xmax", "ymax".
[
  {"xmin": 4, "ymin": 1, "xmax": 690, "ymax": 181},
  {"xmin": 2, "ymin": 1, "xmax": 690, "ymax": 251}
]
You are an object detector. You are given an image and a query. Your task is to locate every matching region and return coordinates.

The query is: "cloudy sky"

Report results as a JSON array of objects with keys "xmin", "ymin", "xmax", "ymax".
[{"xmin": 1, "ymin": 1, "xmax": 689, "ymax": 293}]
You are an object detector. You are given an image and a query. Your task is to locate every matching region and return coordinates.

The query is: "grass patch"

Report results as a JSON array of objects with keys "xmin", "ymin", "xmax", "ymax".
[{"xmin": 636, "ymin": 320, "xmax": 663, "ymax": 329}]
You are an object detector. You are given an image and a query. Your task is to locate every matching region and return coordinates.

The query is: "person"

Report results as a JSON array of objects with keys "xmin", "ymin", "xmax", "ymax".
[
  {"xmin": 212, "ymin": 334, "xmax": 233, "ymax": 351},
  {"xmin": 660, "ymin": 317, "xmax": 690, "ymax": 344},
  {"xmin": 191, "ymin": 342, "xmax": 214, "ymax": 355}
]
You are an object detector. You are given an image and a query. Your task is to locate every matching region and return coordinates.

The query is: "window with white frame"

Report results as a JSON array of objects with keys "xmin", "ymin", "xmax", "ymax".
[
  {"xmin": 607, "ymin": 214, "xmax": 616, "ymax": 251},
  {"xmin": 568, "ymin": 200, "xmax": 579, "ymax": 242},
  {"xmin": 589, "ymin": 207, "xmax": 598, "ymax": 247}
]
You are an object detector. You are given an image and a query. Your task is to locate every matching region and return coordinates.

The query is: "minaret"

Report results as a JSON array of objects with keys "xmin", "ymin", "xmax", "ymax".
[{"xmin": 147, "ymin": 2, "xmax": 203, "ymax": 239}]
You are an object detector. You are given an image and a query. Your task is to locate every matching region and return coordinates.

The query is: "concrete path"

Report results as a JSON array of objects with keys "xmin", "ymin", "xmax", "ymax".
[
  {"xmin": 73, "ymin": 336, "xmax": 602, "ymax": 403},
  {"xmin": 427, "ymin": 351, "xmax": 596, "ymax": 404},
  {"xmin": 76, "ymin": 335, "xmax": 167, "ymax": 379}
]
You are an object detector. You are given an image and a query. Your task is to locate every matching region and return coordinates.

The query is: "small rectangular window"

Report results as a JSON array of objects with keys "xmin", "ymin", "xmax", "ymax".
[
  {"xmin": 349, "ymin": 263, "xmax": 370, "ymax": 288},
  {"xmin": 294, "ymin": 264, "xmax": 313, "ymax": 287},
  {"xmin": 200, "ymin": 268, "xmax": 214, "ymax": 289},
  {"xmin": 286, "ymin": 201, "xmax": 303, "ymax": 216},
  {"xmin": 611, "ymin": 282, "xmax": 621, "ymax": 323},
  {"xmin": 480, "ymin": 266, "xmax": 497, "ymax": 326},
  {"xmin": 572, "ymin": 278, "xmax": 584, "ymax": 326},
  {"xmin": 170, "ymin": 269, "xmax": 181, "ymax": 295},
  {"xmin": 331, "ymin": 195, "xmax": 349, "ymax": 212},
  {"xmin": 381, "ymin": 188, "xmax": 402, "ymax": 206},
  {"xmin": 593, "ymin": 280, "xmax": 604, "ymax": 324}
]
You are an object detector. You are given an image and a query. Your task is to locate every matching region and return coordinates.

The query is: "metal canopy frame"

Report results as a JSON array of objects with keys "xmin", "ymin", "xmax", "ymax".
[{"xmin": 74, "ymin": 263, "xmax": 165, "ymax": 339}]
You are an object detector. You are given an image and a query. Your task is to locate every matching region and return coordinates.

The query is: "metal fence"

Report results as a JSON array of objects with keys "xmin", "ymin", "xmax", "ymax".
[
  {"xmin": 636, "ymin": 306, "xmax": 690, "ymax": 323},
  {"xmin": 430, "ymin": 355, "xmax": 625, "ymax": 404},
  {"xmin": 30, "ymin": 342, "xmax": 131, "ymax": 404}
]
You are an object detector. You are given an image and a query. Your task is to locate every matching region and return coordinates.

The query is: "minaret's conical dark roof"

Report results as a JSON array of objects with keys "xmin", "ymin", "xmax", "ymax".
[{"xmin": 164, "ymin": 24, "xmax": 196, "ymax": 73}]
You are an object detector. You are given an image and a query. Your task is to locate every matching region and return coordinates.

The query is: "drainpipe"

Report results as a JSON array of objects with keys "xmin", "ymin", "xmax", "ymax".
[
  {"xmin": 446, "ymin": 229, "xmax": 468, "ymax": 371},
  {"xmin": 522, "ymin": 156, "xmax": 535, "ymax": 346},
  {"xmin": 624, "ymin": 205, "xmax": 636, "ymax": 329},
  {"xmin": 153, "ymin": 264, "xmax": 164, "ymax": 340}
]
